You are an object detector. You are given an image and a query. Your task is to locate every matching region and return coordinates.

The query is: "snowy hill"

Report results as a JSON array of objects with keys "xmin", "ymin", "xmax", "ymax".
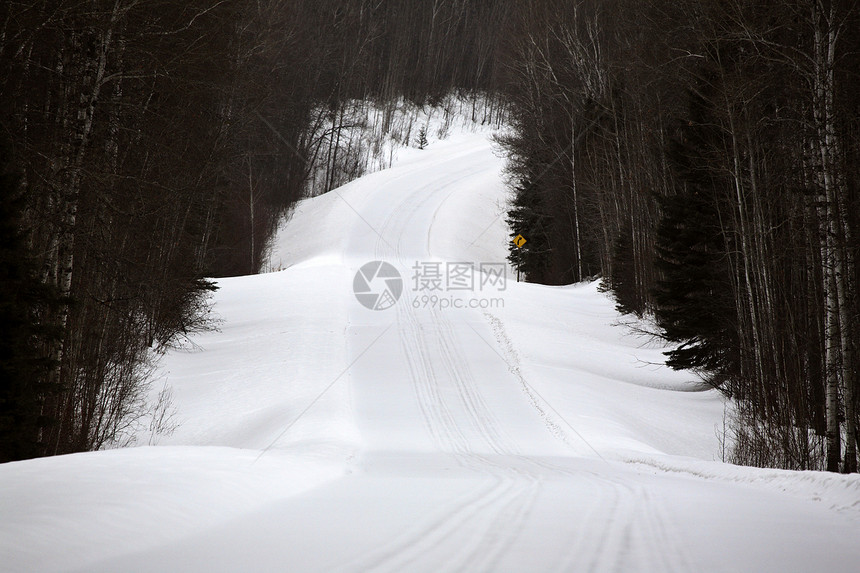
[{"xmin": 2, "ymin": 128, "xmax": 859, "ymax": 572}]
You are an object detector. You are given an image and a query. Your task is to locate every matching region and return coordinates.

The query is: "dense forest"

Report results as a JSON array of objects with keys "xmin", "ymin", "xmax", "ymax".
[
  {"xmin": 0, "ymin": 0, "xmax": 508, "ymax": 460},
  {"xmin": 501, "ymin": 0, "xmax": 859, "ymax": 472},
  {"xmin": 1, "ymin": 0, "xmax": 857, "ymax": 473}
]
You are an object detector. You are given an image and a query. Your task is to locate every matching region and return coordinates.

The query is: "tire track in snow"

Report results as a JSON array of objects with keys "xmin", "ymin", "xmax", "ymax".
[
  {"xmin": 483, "ymin": 313, "xmax": 693, "ymax": 572},
  {"xmin": 355, "ymin": 305, "xmax": 535, "ymax": 572},
  {"xmin": 341, "ymin": 139, "xmax": 688, "ymax": 573},
  {"xmin": 403, "ymin": 305, "xmax": 540, "ymax": 571},
  {"xmin": 341, "ymin": 152, "xmax": 549, "ymax": 571}
]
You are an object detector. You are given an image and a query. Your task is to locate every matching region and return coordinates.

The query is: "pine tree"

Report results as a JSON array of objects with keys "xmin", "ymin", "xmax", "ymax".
[
  {"xmin": 506, "ymin": 180, "xmax": 552, "ymax": 283},
  {"xmin": 0, "ymin": 140, "xmax": 62, "ymax": 462},
  {"xmin": 608, "ymin": 219, "xmax": 640, "ymax": 316},
  {"xmin": 653, "ymin": 90, "xmax": 739, "ymax": 387},
  {"xmin": 654, "ymin": 191, "xmax": 736, "ymax": 375},
  {"xmin": 416, "ymin": 125, "xmax": 428, "ymax": 149}
]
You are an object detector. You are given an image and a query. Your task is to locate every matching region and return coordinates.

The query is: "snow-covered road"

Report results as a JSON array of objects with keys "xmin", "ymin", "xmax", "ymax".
[{"xmin": 2, "ymin": 128, "xmax": 858, "ymax": 572}]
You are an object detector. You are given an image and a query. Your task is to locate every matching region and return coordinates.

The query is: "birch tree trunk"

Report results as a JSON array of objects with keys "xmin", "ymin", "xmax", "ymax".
[{"xmin": 812, "ymin": 0, "xmax": 843, "ymax": 472}]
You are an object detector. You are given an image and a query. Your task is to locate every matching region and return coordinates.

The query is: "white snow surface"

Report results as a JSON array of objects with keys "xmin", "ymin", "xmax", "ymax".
[{"xmin": 2, "ymin": 128, "xmax": 859, "ymax": 572}]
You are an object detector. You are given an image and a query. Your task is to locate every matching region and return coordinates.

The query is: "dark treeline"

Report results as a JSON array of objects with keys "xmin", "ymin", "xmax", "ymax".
[
  {"xmin": 501, "ymin": 0, "xmax": 859, "ymax": 472},
  {"xmin": 0, "ymin": 0, "xmax": 509, "ymax": 461},
  {"xmin": 5, "ymin": 0, "xmax": 855, "ymax": 474}
]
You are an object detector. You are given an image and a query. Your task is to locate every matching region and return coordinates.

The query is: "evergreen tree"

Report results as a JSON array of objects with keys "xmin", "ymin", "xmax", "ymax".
[
  {"xmin": 654, "ymin": 191, "xmax": 736, "ymax": 377},
  {"xmin": 608, "ymin": 219, "xmax": 640, "ymax": 316},
  {"xmin": 506, "ymin": 179, "xmax": 552, "ymax": 283},
  {"xmin": 0, "ymin": 141, "xmax": 62, "ymax": 462},
  {"xmin": 653, "ymin": 90, "xmax": 739, "ymax": 387},
  {"xmin": 416, "ymin": 126, "xmax": 428, "ymax": 150}
]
